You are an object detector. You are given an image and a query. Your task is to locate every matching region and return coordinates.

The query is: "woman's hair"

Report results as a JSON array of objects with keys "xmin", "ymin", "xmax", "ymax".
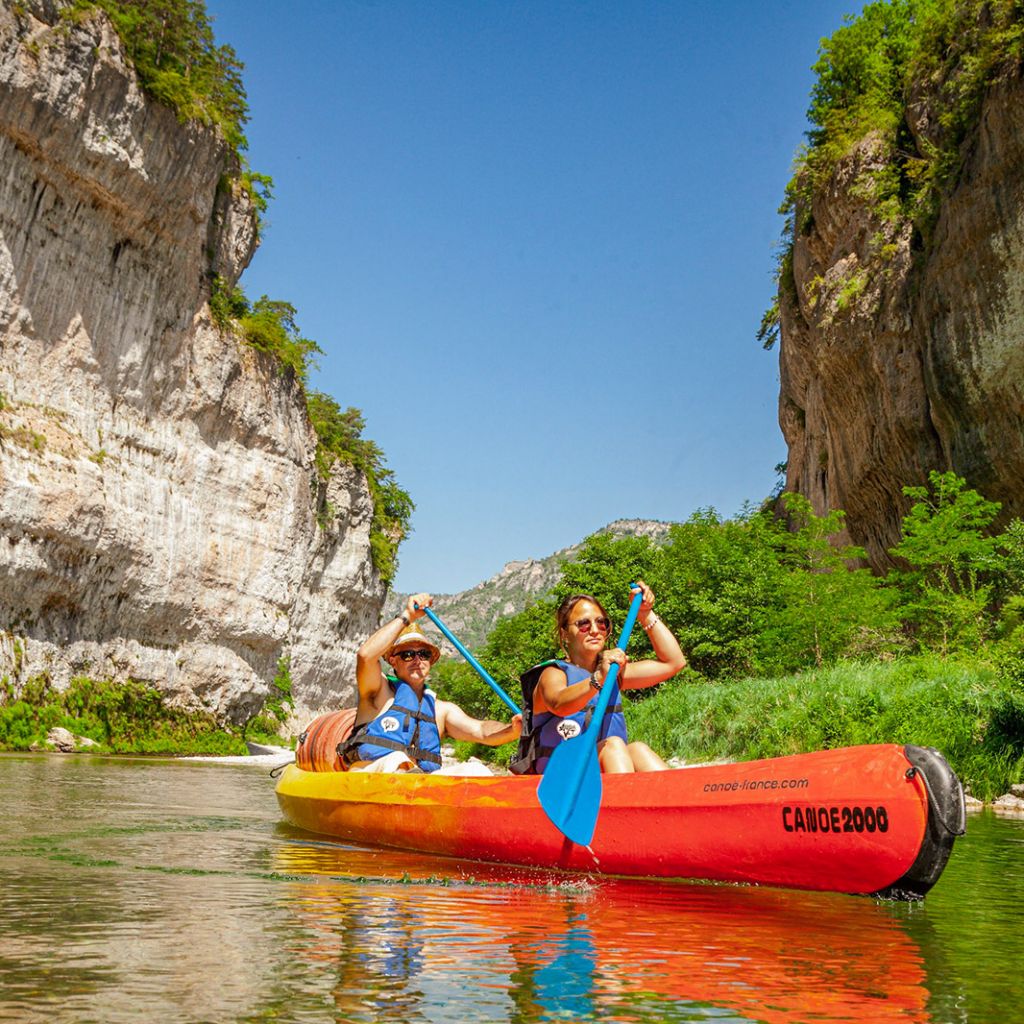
[{"xmin": 555, "ymin": 593, "xmax": 612, "ymax": 649}]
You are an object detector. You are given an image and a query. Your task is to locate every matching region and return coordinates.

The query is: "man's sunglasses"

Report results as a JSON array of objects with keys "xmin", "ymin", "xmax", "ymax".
[
  {"xmin": 573, "ymin": 617, "xmax": 610, "ymax": 633},
  {"xmin": 396, "ymin": 648, "xmax": 434, "ymax": 662}
]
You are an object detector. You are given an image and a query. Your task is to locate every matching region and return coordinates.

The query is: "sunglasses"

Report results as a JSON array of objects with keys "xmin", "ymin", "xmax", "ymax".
[
  {"xmin": 395, "ymin": 648, "xmax": 434, "ymax": 662},
  {"xmin": 573, "ymin": 616, "xmax": 610, "ymax": 633}
]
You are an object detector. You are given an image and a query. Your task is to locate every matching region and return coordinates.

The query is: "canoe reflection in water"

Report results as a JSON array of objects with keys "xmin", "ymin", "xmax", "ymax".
[
  {"xmin": 286, "ymin": 888, "xmax": 429, "ymax": 1022},
  {"xmin": 509, "ymin": 910, "xmax": 599, "ymax": 1021},
  {"xmin": 272, "ymin": 837, "xmax": 932, "ymax": 1023}
]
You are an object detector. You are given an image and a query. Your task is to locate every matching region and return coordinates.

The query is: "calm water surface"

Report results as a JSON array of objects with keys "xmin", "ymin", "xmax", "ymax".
[{"xmin": 1, "ymin": 752, "xmax": 1021, "ymax": 1024}]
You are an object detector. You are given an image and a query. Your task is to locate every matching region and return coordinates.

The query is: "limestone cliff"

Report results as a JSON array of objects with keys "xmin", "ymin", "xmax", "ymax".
[
  {"xmin": 778, "ymin": 64, "xmax": 1024, "ymax": 570},
  {"xmin": 0, "ymin": 2, "xmax": 384, "ymax": 726}
]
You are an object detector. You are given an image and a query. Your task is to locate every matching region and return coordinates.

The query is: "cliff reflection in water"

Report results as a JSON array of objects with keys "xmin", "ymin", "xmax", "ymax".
[{"xmin": 272, "ymin": 836, "xmax": 932, "ymax": 1023}]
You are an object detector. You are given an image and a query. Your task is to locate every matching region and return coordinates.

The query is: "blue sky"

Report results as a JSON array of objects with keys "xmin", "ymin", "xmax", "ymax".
[{"xmin": 205, "ymin": 0, "xmax": 856, "ymax": 594}]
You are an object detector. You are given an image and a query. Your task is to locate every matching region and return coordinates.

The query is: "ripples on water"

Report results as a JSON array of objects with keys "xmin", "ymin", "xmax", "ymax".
[{"xmin": 0, "ymin": 752, "xmax": 1021, "ymax": 1023}]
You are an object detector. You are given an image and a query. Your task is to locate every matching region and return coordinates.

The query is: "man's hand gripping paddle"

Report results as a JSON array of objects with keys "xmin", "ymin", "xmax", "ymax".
[
  {"xmin": 537, "ymin": 587, "xmax": 644, "ymax": 846},
  {"xmin": 415, "ymin": 604, "xmax": 521, "ymax": 715}
]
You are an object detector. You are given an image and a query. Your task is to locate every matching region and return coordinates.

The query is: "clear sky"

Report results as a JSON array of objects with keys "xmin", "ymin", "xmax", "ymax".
[{"xmin": 204, "ymin": 0, "xmax": 856, "ymax": 595}]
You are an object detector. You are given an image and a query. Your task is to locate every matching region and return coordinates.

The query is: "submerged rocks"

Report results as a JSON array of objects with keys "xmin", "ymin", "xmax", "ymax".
[{"xmin": 991, "ymin": 792, "xmax": 1024, "ymax": 816}]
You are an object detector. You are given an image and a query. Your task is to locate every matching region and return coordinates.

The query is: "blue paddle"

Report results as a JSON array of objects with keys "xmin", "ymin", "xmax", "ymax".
[
  {"xmin": 415, "ymin": 604, "xmax": 521, "ymax": 715},
  {"xmin": 537, "ymin": 587, "xmax": 644, "ymax": 846}
]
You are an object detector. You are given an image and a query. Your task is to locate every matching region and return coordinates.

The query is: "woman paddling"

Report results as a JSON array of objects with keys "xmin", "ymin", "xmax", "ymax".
[{"xmin": 513, "ymin": 581, "xmax": 687, "ymax": 774}]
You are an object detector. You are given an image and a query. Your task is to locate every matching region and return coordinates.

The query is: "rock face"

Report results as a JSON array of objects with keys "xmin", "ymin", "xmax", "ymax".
[
  {"xmin": 778, "ymin": 72, "xmax": 1024, "ymax": 569},
  {"xmin": 0, "ymin": 3, "xmax": 384, "ymax": 725}
]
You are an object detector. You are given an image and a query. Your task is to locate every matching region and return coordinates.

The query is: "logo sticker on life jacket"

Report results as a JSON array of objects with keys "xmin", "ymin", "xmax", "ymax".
[
  {"xmin": 380, "ymin": 716, "xmax": 401, "ymax": 733},
  {"xmin": 556, "ymin": 720, "xmax": 581, "ymax": 741}
]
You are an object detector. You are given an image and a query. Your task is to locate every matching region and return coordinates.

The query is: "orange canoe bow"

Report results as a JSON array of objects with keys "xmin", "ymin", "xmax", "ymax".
[{"xmin": 275, "ymin": 742, "xmax": 965, "ymax": 898}]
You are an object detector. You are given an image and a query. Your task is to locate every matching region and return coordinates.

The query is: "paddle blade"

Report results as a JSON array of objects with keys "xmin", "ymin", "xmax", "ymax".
[{"xmin": 537, "ymin": 736, "xmax": 603, "ymax": 846}]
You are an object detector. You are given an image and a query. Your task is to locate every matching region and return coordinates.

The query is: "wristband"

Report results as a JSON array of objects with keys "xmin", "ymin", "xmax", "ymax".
[{"xmin": 398, "ymin": 612, "xmax": 410, "ymax": 626}]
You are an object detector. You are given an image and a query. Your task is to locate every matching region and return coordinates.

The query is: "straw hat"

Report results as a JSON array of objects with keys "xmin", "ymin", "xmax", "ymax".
[{"xmin": 387, "ymin": 623, "xmax": 441, "ymax": 664}]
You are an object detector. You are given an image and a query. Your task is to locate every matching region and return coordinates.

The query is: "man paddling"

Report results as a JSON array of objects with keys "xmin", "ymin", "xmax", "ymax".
[{"xmin": 341, "ymin": 593, "xmax": 521, "ymax": 774}]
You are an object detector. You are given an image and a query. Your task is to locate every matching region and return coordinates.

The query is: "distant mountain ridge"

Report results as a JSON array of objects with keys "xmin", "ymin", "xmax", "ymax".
[{"xmin": 385, "ymin": 519, "xmax": 674, "ymax": 653}]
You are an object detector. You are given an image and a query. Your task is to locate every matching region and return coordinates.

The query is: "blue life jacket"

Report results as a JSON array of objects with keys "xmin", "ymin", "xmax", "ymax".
[
  {"xmin": 509, "ymin": 659, "xmax": 626, "ymax": 775},
  {"xmin": 339, "ymin": 675, "xmax": 442, "ymax": 772}
]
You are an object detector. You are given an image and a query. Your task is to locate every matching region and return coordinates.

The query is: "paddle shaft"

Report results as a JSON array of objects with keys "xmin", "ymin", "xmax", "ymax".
[
  {"xmin": 563, "ymin": 589, "xmax": 644, "ymax": 784},
  {"xmin": 416, "ymin": 605, "xmax": 521, "ymax": 715}
]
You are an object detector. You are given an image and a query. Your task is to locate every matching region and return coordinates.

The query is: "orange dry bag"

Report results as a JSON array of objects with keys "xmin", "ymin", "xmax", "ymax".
[{"xmin": 295, "ymin": 708, "xmax": 359, "ymax": 772}]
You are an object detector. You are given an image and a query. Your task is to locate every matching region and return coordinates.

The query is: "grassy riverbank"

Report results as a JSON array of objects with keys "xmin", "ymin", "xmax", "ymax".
[
  {"xmin": 0, "ymin": 676, "xmax": 287, "ymax": 757},
  {"xmin": 627, "ymin": 655, "xmax": 1024, "ymax": 801}
]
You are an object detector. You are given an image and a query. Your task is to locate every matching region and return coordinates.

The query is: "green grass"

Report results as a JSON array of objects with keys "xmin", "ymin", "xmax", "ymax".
[
  {"xmin": 627, "ymin": 655, "xmax": 1024, "ymax": 801},
  {"xmin": 0, "ymin": 676, "xmax": 271, "ymax": 756}
]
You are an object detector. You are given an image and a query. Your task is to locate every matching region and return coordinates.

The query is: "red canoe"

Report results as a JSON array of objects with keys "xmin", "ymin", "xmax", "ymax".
[{"xmin": 275, "ymin": 742, "xmax": 965, "ymax": 898}]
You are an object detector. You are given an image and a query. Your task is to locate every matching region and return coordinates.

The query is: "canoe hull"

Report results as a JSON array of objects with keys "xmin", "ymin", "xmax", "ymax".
[{"xmin": 275, "ymin": 742, "xmax": 964, "ymax": 897}]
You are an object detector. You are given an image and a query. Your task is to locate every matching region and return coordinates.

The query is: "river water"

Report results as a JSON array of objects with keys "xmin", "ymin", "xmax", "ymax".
[{"xmin": 1, "ymin": 752, "xmax": 1021, "ymax": 1024}]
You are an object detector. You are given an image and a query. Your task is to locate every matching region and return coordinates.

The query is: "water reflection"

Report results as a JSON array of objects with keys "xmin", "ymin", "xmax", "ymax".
[
  {"xmin": 272, "ymin": 836, "xmax": 933, "ymax": 1023},
  {"xmin": 4, "ymin": 755, "xmax": 1021, "ymax": 1023},
  {"xmin": 293, "ymin": 889, "xmax": 429, "ymax": 1022},
  {"xmin": 509, "ymin": 910, "xmax": 598, "ymax": 1022}
]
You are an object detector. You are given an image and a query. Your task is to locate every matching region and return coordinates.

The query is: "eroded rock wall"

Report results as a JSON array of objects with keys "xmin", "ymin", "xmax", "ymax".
[
  {"xmin": 0, "ymin": 2, "xmax": 383, "ymax": 725},
  {"xmin": 779, "ymin": 72, "xmax": 1024, "ymax": 569}
]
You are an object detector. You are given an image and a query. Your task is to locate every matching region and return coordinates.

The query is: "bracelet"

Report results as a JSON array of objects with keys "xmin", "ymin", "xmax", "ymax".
[
  {"xmin": 642, "ymin": 614, "xmax": 660, "ymax": 631},
  {"xmin": 398, "ymin": 612, "xmax": 410, "ymax": 626},
  {"xmin": 588, "ymin": 673, "xmax": 602, "ymax": 692}
]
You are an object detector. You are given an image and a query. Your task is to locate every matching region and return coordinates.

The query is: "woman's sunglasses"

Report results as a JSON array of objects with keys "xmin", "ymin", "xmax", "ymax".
[
  {"xmin": 396, "ymin": 648, "xmax": 434, "ymax": 662},
  {"xmin": 573, "ymin": 617, "xmax": 610, "ymax": 633}
]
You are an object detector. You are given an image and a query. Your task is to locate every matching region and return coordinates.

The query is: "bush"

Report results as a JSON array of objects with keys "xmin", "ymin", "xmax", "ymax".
[
  {"xmin": 237, "ymin": 298, "xmax": 322, "ymax": 383},
  {"xmin": 626, "ymin": 656, "xmax": 1024, "ymax": 800},
  {"xmin": 889, "ymin": 471, "xmax": 1005, "ymax": 653},
  {"xmin": 0, "ymin": 700, "xmax": 40, "ymax": 748},
  {"xmin": 307, "ymin": 392, "xmax": 414, "ymax": 587},
  {"xmin": 70, "ymin": 0, "xmax": 250, "ymax": 154},
  {"xmin": 0, "ymin": 676, "xmax": 247, "ymax": 755}
]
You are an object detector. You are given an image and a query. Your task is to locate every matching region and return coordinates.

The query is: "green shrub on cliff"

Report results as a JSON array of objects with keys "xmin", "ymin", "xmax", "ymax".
[
  {"xmin": 801, "ymin": 0, "xmax": 922, "ymax": 198},
  {"xmin": 307, "ymin": 392, "xmax": 414, "ymax": 586},
  {"xmin": 239, "ymin": 298, "xmax": 323, "ymax": 383},
  {"xmin": 763, "ymin": 0, "xmax": 1024, "ymax": 344},
  {"xmin": 794, "ymin": 0, "xmax": 1023, "ymax": 225},
  {"xmin": 70, "ymin": 0, "xmax": 249, "ymax": 152},
  {"xmin": 210, "ymin": 279, "xmax": 322, "ymax": 381}
]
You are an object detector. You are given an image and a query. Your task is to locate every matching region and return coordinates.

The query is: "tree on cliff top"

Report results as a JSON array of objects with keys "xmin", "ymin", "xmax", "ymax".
[
  {"xmin": 71, "ymin": 0, "xmax": 250, "ymax": 153},
  {"xmin": 800, "ymin": 0, "xmax": 1023, "ymax": 226},
  {"xmin": 760, "ymin": 0, "xmax": 1024, "ymax": 348}
]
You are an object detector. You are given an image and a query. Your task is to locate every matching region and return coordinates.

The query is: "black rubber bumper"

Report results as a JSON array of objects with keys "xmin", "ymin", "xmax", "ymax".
[{"xmin": 874, "ymin": 744, "xmax": 966, "ymax": 900}]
